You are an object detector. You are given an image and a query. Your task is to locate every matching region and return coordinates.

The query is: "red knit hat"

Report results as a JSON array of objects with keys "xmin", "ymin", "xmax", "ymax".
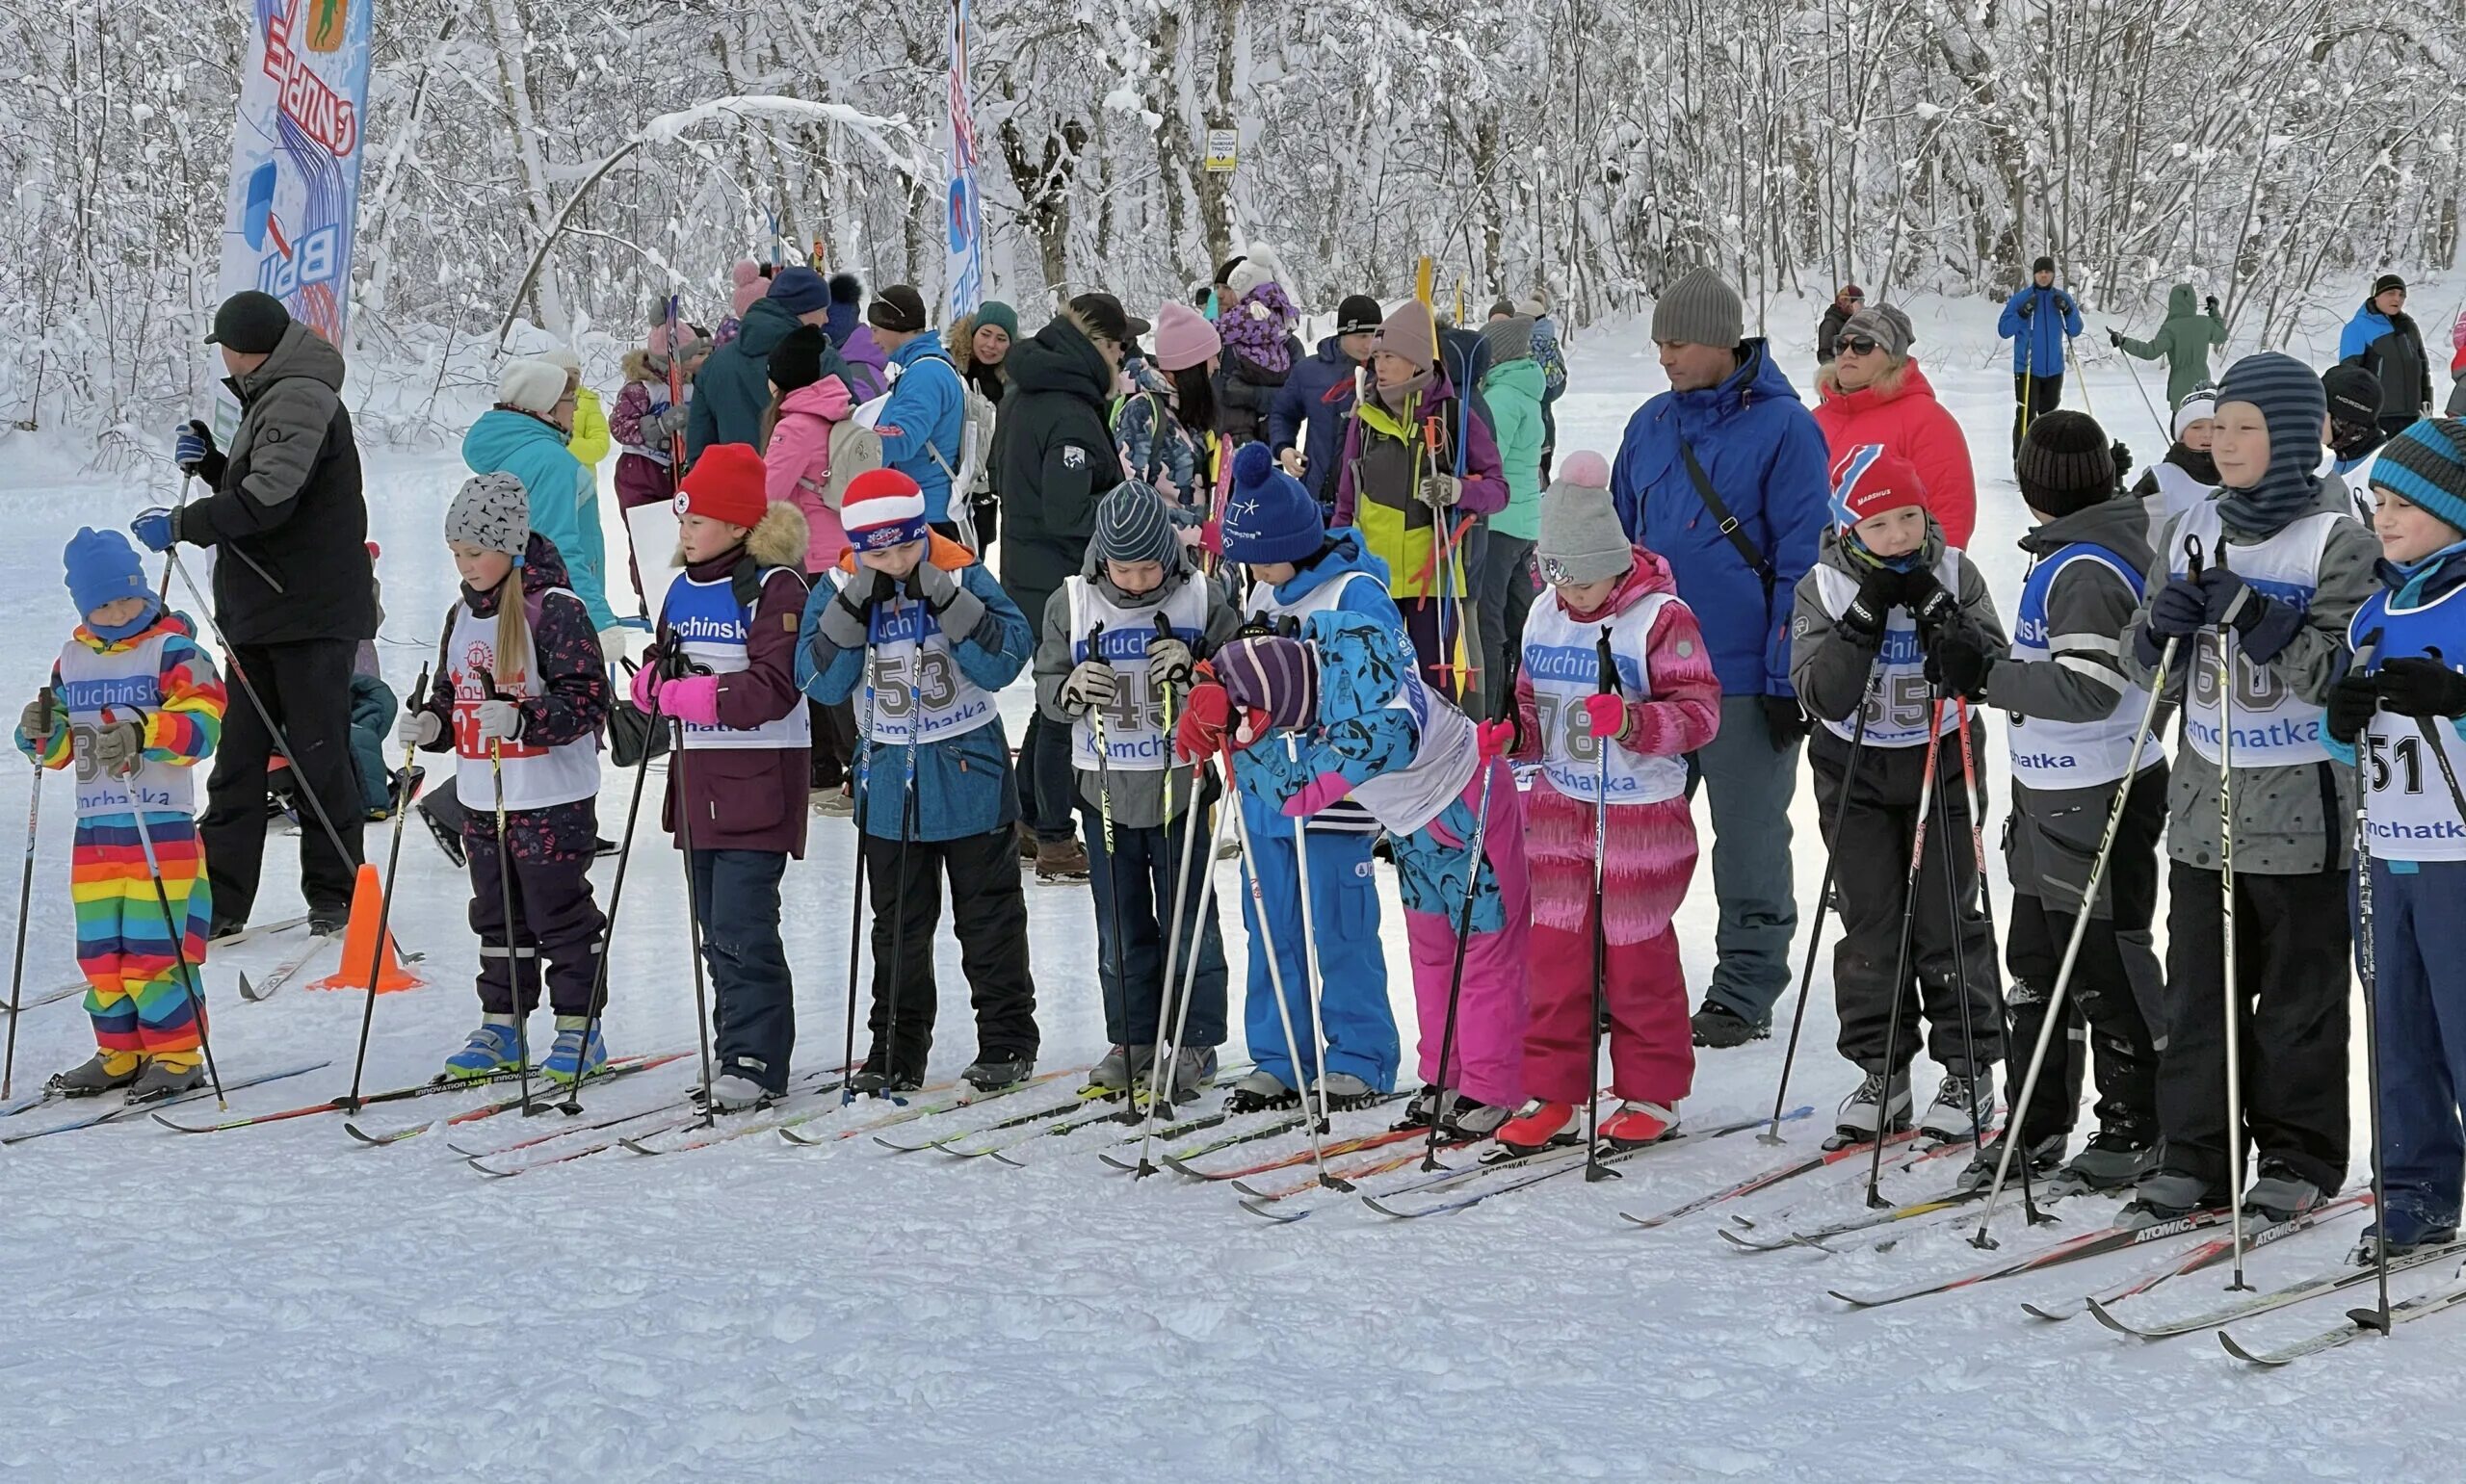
[
  {"xmin": 842, "ymin": 468, "xmax": 929, "ymax": 553},
  {"xmin": 1828, "ymin": 443, "xmax": 1928, "ymax": 530},
  {"xmin": 674, "ymin": 443, "xmax": 768, "ymax": 529}
]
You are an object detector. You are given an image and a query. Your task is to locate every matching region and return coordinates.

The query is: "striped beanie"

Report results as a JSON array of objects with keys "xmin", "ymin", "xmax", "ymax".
[
  {"xmin": 2371, "ymin": 418, "xmax": 2466, "ymax": 535},
  {"xmin": 1094, "ymin": 481, "xmax": 1180, "ymax": 568},
  {"xmin": 1828, "ymin": 444, "xmax": 1928, "ymax": 531},
  {"xmin": 1214, "ymin": 634, "xmax": 1319, "ymax": 734},
  {"xmin": 2214, "ymin": 351, "xmax": 2325, "ymax": 535},
  {"xmin": 842, "ymin": 468, "xmax": 929, "ymax": 552}
]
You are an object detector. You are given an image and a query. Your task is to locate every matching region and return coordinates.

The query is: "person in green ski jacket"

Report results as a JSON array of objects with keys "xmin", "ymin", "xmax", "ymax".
[
  {"xmin": 2109, "ymin": 283, "xmax": 2226, "ymax": 407},
  {"xmin": 1474, "ymin": 309, "xmax": 1547, "ymax": 721}
]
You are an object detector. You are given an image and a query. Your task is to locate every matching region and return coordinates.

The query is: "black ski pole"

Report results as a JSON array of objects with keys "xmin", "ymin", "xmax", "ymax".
[
  {"xmin": 1950, "ymin": 695, "xmax": 2037, "ymax": 1218},
  {"xmin": 1934, "ymin": 692, "xmax": 1989, "ymax": 1169},
  {"xmin": 1764, "ymin": 663, "xmax": 1877, "ymax": 1143},
  {"xmin": 475, "ymin": 666, "xmax": 537, "ymax": 1118},
  {"xmin": 1136, "ymin": 610, "xmax": 1191, "ymax": 1128},
  {"xmin": 2, "ymin": 687, "xmax": 49, "ymax": 1100},
  {"xmin": 105, "ymin": 707, "xmax": 226, "ymax": 1108},
  {"xmin": 837, "ymin": 642, "xmax": 877, "ymax": 1106},
  {"xmin": 1087, "ymin": 621, "xmax": 1138, "ymax": 1106},
  {"xmin": 340, "ymin": 641, "xmax": 438, "ymax": 1113},
  {"xmin": 559, "ymin": 657, "xmax": 662, "ymax": 1116},
  {"xmin": 2407, "ymin": 646, "xmax": 2466, "ymax": 825},
  {"xmin": 1585, "ymin": 627, "xmax": 1618, "ymax": 1183},
  {"xmin": 1867, "ymin": 694, "xmax": 1952, "ymax": 1209},
  {"xmin": 877, "ymin": 592, "xmax": 925, "ymax": 1101},
  {"xmin": 664, "ymin": 651, "xmax": 720, "ymax": 1124},
  {"xmin": 1421, "ymin": 746, "xmax": 1502, "ymax": 1172}
]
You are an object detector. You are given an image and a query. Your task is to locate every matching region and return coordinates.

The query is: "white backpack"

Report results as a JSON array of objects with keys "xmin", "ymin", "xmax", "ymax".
[{"xmin": 820, "ymin": 393, "xmax": 888, "ymax": 509}]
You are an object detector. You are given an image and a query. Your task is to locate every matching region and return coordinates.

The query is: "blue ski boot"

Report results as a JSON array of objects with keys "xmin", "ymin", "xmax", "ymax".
[
  {"xmin": 540, "ymin": 1018, "xmax": 608, "ymax": 1086},
  {"xmin": 441, "ymin": 1019, "xmax": 524, "ymax": 1082}
]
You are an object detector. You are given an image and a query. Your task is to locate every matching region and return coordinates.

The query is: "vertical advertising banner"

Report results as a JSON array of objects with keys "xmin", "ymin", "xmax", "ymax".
[
  {"xmin": 213, "ymin": 0, "xmax": 374, "ymax": 432},
  {"xmin": 944, "ymin": 0, "xmax": 984, "ymax": 321}
]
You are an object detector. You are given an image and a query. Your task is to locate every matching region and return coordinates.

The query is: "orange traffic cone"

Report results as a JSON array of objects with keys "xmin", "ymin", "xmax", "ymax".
[{"xmin": 311, "ymin": 863, "xmax": 423, "ymax": 994}]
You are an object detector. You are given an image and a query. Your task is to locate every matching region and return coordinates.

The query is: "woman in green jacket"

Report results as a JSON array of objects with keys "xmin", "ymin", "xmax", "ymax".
[
  {"xmin": 1475, "ymin": 310, "xmax": 1546, "ymax": 720},
  {"xmin": 2110, "ymin": 283, "xmax": 2226, "ymax": 407}
]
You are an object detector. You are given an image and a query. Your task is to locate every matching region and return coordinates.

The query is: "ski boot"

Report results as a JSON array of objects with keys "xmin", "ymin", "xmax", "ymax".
[
  {"xmin": 1308, "ymin": 1072, "xmax": 1383, "ymax": 1114},
  {"xmin": 2352, "ymin": 1218, "xmax": 2461, "ymax": 1266},
  {"xmin": 125, "ymin": 1059, "xmax": 206, "ymax": 1105},
  {"xmin": 539, "ymin": 1018, "xmax": 609, "ymax": 1086},
  {"xmin": 1598, "ymin": 1101, "xmax": 1679, "ymax": 1151},
  {"xmin": 1081, "ymin": 1045, "xmax": 1153, "ymax": 1100},
  {"xmin": 1953, "ymin": 1130, "xmax": 2065, "ymax": 1194},
  {"xmin": 1225, "ymin": 1068, "xmax": 1299, "ymax": 1115},
  {"xmin": 49, "ymin": 1051, "xmax": 140, "ymax": 1100},
  {"xmin": 2045, "ymin": 1127, "xmax": 2155, "ymax": 1196},
  {"xmin": 1167, "ymin": 1045, "xmax": 1220, "ymax": 1103},
  {"xmin": 1437, "ymin": 1093, "xmax": 1510, "ymax": 1140},
  {"xmin": 1826, "ymin": 1070, "xmax": 1911, "ymax": 1150},
  {"xmin": 440, "ymin": 1020, "xmax": 524, "ymax": 1082},
  {"xmin": 1393, "ymin": 1083, "xmax": 1447, "ymax": 1131},
  {"xmin": 1918, "ymin": 1071, "xmax": 1993, "ymax": 1144},
  {"xmin": 706, "ymin": 1072, "xmax": 774, "ymax": 1113},
  {"xmin": 1495, "ymin": 1100, "xmax": 1585, "ymax": 1156},
  {"xmin": 962, "ymin": 1054, "xmax": 1035, "ymax": 1093},
  {"xmin": 847, "ymin": 1063, "xmax": 924, "ymax": 1099},
  {"xmin": 2243, "ymin": 1162, "xmax": 2325, "ymax": 1225},
  {"xmin": 1690, "ymin": 1000, "xmax": 1771, "ymax": 1049},
  {"xmin": 1034, "ymin": 839, "xmax": 1090, "ymax": 883},
  {"xmin": 2118, "ymin": 1169, "xmax": 2222, "ymax": 1230}
]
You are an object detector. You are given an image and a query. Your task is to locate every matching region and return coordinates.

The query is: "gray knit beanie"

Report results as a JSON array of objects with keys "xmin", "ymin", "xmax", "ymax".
[
  {"xmin": 1094, "ymin": 481, "xmax": 1180, "ymax": 569},
  {"xmin": 446, "ymin": 472, "xmax": 529, "ymax": 557},
  {"xmin": 1651, "ymin": 267, "xmax": 1744, "ymax": 348},
  {"xmin": 1840, "ymin": 302, "xmax": 1915, "ymax": 360},
  {"xmin": 1481, "ymin": 315, "xmax": 1535, "ymax": 367},
  {"xmin": 1535, "ymin": 451, "xmax": 1631, "ymax": 586}
]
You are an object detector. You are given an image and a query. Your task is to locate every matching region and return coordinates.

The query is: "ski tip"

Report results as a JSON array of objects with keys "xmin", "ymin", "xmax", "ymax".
[
  {"xmin": 466, "ymin": 1157, "xmax": 516, "ymax": 1179},
  {"xmin": 1237, "ymin": 1197, "xmax": 1303, "ymax": 1223},
  {"xmin": 2020, "ymin": 1300, "xmax": 2079, "ymax": 1322},
  {"xmin": 2083, "ymin": 1297, "xmax": 2135, "ymax": 1335},
  {"xmin": 616, "ymin": 1137, "xmax": 660, "ymax": 1156},
  {"xmin": 989, "ymin": 1149, "xmax": 1030, "ymax": 1169},
  {"xmin": 1360, "ymin": 1196, "xmax": 1412, "ymax": 1218},
  {"xmin": 2217, "ymin": 1330, "xmax": 2277, "ymax": 1365},
  {"xmin": 148, "ymin": 1111, "xmax": 207, "ymax": 1133},
  {"xmin": 236, "ymin": 974, "xmax": 262, "ymax": 1002}
]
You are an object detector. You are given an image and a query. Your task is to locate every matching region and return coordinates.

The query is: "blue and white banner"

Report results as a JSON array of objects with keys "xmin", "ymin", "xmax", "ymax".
[
  {"xmin": 213, "ymin": 0, "xmax": 374, "ymax": 429},
  {"xmin": 943, "ymin": 0, "xmax": 984, "ymax": 321}
]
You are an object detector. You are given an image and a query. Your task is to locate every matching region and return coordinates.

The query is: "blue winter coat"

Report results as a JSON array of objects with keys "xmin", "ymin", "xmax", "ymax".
[
  {"xmin": 795, "ymin": 554, "xmax": 1033, "ymax": 842},
  {"xmin": 690, "ymin": 296, "xmax": 800, "ymax": 457},
  {"xmin": 1268, "ymin": 337, "xmax": 1360, "ymax": 507},
  {"xmin": 1998, "ymin": 284, "xmax": 2085, "ymax": 375},
  {"xmin": 460, "ymin": 407, "xmax": 616, "ymax": 631},
  {"xmin": 1256, "ymin": 529, "xmax": 1410, "ymax": 647},
  {"xmin": 1610, "ymin": 341, "xmax": 1829, "ymax": 697},
  {"xmin": 876, "ymin": 337, "xmax": 967, "ymax": 523}
]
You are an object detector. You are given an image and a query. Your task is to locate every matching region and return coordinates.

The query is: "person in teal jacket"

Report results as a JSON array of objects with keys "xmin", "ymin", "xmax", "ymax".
[
  {"xmin": 461, "ymin": 359, "xmax": 620, "ymax": 647},
  {"xmin": 796, "ymin": 470, "xmax": 1039, "ymax": 1091},
  {"xmin": 1475, "ymin": 311, "xmax": 1547, "ymax": 719},
  {"xmin": 2109, "ymin": 283, "xmax": 2226, "ymax": 407}
]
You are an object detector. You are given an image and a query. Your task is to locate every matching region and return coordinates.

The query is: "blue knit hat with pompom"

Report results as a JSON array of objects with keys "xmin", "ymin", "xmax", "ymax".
[{"xmin": 1219, "ymin": 442, "xmax": 1324, "ymax": 565}]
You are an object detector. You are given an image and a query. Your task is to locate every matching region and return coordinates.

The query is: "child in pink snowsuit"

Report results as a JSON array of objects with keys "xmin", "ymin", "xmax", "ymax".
[
  {"xmin": 1212, "ymin": 618, "xmax": 1530, "ymax": 1137},
  {"xmin": 1497, "ymin": 453, "xmax": 1721, "ymax": 1154}
]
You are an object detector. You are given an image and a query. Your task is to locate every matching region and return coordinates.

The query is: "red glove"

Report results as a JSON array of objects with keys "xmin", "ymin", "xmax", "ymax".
[
  {"xmin": 1476, "ymin": 719, "xmax": 1517, "ymax": 761},
  {"xmin": 1580, "ymin": 692, "xmax": 1630, "ymax": 742},
  {"xmin": 1175, "ymin": 681, "xmax": 1232, "ymax": 763}
]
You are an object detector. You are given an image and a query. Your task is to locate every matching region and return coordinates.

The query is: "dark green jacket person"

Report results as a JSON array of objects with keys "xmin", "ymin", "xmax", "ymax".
[{"xmin": 2112, "ymin": 283, "xmax": 2226, "ymax": 405}]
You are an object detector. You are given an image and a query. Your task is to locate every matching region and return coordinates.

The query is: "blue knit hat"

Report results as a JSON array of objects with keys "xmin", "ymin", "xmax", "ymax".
[
  {"xmin": 2372, "ymin": 418, "xmax": 2466, "ymax": 535},
  {"xmin": 767, "ymin": 267, "xmax": 831, "ymax": 318},
  {"xmin": 64, "ymin": 527, "xmax": 150, "ymax": 617},
  {"xmin": 2214, "ymin": 351, "xmax": 2326, "ymax": 535},
  {"xmin": 1220, "ymin": 443, "xmax": 1324, "ymax": 564}
]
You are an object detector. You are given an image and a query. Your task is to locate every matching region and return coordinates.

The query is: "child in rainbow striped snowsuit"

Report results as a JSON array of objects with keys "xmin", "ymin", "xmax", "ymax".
[{"xmin": 14, "ymin": 529, "xmax": 225, "ymax": 1099}]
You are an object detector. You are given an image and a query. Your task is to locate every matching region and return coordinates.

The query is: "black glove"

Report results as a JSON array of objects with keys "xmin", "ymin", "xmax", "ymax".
[
  {"xmin": 1901, "ymin": 566, "xmax": 1955, "ymax": 631},
  {"xmin": 2144, "ymin": 577, "xmax": 2208, "ymax": 640},
  {"xmin": 1760, "ymin": 694, "xmax": 1810, "ymax": 750},
  {"xmin": 2015, "ymin": 296, "xmax": 2035, "ymax": 321},
  {"xmin": 1925, "ymin": 620, "xmax": 1996, "ymax": 701},
  {"xmin": 2056, "ymin": 292, "xmax": 2077, "ymax": 317},
  {"xmin": 1837, "ymin": 564, "xmax": 1902, "ymax": 643},
  {"xmin": 2205, "ymin": 295, "xmax": 2220, "ymax": 316},
  {"xmin": 2108, "ymin": 328, "xmax": 2124, "ymax": 349},
  {"xmin": 2374, "ymin": 656, "xmax": 2466, "ymax": 719},
  {"xmin": 2325, "ymin": 671, "xmax": 2379, "ymax": 744},
  {"xmin": 2110, "ymin": 441, "xmax": 2133, "ymax": 485}
]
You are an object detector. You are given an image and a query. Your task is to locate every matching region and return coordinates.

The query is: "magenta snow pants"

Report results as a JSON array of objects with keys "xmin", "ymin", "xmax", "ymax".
[{"xmin": 1397, "ymin": 758, "xmax": 1530, "ymax": 1108}]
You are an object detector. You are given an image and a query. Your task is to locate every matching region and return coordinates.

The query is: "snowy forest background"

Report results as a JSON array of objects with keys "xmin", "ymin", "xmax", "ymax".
[{"xmin": 5, "ymin": 0, "xmax": 2462, "ymax": 446}]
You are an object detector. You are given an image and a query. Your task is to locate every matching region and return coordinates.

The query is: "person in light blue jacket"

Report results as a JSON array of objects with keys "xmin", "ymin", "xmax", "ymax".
[
  {"xmin": 461, "ymin": 359, "xmax": 620, "ymax": 651},
  {"xmin": 1998, "ymin": 255, "xmax": 2086, "ymax": 456},
  {"xmin": 863, "ymin": 284, "xmax": 967, "ymax": 531}
]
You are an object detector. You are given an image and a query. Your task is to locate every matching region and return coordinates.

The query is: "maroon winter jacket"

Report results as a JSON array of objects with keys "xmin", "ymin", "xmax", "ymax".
[{"xmin": 656, "ymin": 502, "xmax": 813, "ymax": 857}]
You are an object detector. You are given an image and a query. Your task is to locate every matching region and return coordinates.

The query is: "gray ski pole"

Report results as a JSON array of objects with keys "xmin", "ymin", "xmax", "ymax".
[{"xmin": 2, "ymin": 687, "xmax": 50, "ymax": 1099}]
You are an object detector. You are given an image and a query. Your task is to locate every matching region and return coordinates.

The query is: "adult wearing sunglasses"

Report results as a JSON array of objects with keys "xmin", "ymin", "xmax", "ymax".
[
  {"xmin": 1812, "ymin": 301, "xmax": 1978, "ymax": 549},
  {"xmin": 2338, "ymin": 273, "xmax": 2435, "ymax": 439}
]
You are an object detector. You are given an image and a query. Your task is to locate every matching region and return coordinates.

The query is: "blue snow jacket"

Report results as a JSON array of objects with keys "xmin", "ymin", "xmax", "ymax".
[
  {"xmin": 796, "ymin": 549, "xmax": 1034, "ymax": 843},
  {"xmin": 1256, "ymin": 530, "xmax": 1409, "ymax": 648},
  {"xmin": 1268, "ymin": 337, "xmax": 1361, "ymax": 508},
  {"xmin": 1999, "ymin": 284, "xmax": 2086, "ymax": 376},
  {"xmin": 460, "ymin": 406, "xmax": 616, "ymax": 632},
  {"xmin": 876, "ymin": 336, "xmax": 967, "ymax": 524},
  {"xmin": 1609, "ymin": 340, "xmax": 1829, "ymax": 697}
]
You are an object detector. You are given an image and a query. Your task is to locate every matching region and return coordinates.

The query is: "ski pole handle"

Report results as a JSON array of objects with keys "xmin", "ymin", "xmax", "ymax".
[{"xmin": 1595, "ymin": 626, "xmax": 1618, "ymax": 696}]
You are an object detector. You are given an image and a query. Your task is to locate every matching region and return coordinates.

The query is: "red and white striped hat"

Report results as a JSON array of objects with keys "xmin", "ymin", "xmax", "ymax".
[{"xmin": 843, "ymin": 468, "xmax": 929, "ymax": 552}]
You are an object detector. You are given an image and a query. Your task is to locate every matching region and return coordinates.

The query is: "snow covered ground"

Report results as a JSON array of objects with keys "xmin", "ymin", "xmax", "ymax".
[{"xmin": 5, "ymin": 299, "xmax": 2464, "ymax": 1481}]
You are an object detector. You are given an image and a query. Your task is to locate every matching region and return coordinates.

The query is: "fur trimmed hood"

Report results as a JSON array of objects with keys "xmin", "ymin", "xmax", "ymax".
[{"xmin": 673, "ymin": 498, "xmax": 809, "ymax": 571}]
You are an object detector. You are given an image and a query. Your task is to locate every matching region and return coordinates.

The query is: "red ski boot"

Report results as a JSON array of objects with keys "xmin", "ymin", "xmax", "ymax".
[
  {"xmin": 1495, "ymin": 1100, "xmax": 1584, "ymax": 1156},
  {"xmin": 1598, "ymin": 1101, "xmax": 1678, "ymax": 1150}
]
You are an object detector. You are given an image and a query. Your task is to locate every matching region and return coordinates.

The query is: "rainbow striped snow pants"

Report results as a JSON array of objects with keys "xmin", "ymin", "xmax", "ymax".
[{"xmin": 72, "ymin": 813, "xmax": 211, "ymax": 1072}]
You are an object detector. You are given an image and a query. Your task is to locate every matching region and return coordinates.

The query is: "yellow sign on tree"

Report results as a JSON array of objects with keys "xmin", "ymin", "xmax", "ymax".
[{"xmin": 1203, "ymin": 128, "xmax": 1238, "ymax": 173}]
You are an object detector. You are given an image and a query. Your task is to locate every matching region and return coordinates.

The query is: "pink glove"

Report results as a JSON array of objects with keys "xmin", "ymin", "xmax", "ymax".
[
  {"xmin": 1279, "ymin": 770, "xmax": 1353, "ymax": 819},
  {"xmin": 1580, "ymin": 692, "xmax": 1630, "ymax": 742},
  {"xmin": 1476, "ymin": 719, "xmax": 1517, "ymax": 760},
  {"xmin": 628, "ymin": 662, "xmax": 661, "ymax": 713},
  {"xmin": 656, "ymin": 674, "xmax": 723, "ymax": 728}
]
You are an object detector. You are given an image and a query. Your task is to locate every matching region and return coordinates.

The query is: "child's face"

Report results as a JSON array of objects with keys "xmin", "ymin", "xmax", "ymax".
[
  {"xmin": 1553, "ymin": 575, "xmax": 1619, "ymax": 612},
  {"xmin": 2210, "ymin": 402, "xmax": 2270, "ymax": 488},
  {"xmin": 858, "ymin": 540, "xmax": 926, "ymax": 581},
  {"xmin": 677, "ymin": 513, "xmax": 748, "ymax": 564},
  {"xmin": 2180, "ymin": 417, "xmax": 2215, "ymax": 453},
  {"xmin": 2373, "ymin": 492, "xmax": 2459, "ymax": 565},
  {"xmin": 1246, "ymin": 560, "xmax": 1299, "ymax": 587},
  {"xmin": 1105, "ymin": 559, "xmax": 1166, "ymax": 598},
  {"xmin": 1852, "ymin": 506, "xmax": 1928, "ymax": 560},
  {"xmin": 84, "ymin": 595, "xmax": 150, "ymax": 631},
  {"xmin": 451, "ymin": 540, "xmax": 512, "ymax": 591},
  {"xmin": 680, "ymin": 348, "xmax": 709, "ymax": 377}
]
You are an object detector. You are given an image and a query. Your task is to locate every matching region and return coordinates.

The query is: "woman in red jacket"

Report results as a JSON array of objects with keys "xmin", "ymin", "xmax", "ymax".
[{"xmin": 1811, "ymin": 302, "xmax": 1979, "ymax": 548}]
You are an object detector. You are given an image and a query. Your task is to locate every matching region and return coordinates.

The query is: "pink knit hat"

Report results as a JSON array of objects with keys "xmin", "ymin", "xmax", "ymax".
[
  {"xmin": 1151, "ymin": 301, "xmax": 1222, "ymax": 374},
  {"xmin": 730, "ymin": 259, "xmax": 767, "ymax": 318}
]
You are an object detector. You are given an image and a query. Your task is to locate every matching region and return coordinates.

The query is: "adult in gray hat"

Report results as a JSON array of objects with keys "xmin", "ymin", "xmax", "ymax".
[
  {"xmin": 1609, "ymin": 266, "xmax": 1831, "ymax": 1048},
  {"xmin": 145, "ymin": 289, "xmax": 376, "ymax": 939}
]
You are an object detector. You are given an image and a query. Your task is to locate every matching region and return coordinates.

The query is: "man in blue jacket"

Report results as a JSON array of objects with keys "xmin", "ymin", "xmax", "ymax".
[
  {"xmin": 863, "ymin": 284, "xmax": 967, "ymax": 532},
  {"xmin": 1998, "ymin": 255, "xmax": 2085, "ymax": 456},
  {"xmin": 1269, "ymin": 294, "xmax": 1380, "ymax": 509},
  {"xmin": 1612, "ymin": 267, "xmax": 1830, "ymax": 1048}
]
